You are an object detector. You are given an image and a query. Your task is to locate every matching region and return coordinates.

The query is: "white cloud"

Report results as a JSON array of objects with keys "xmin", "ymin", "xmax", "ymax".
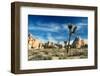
[
  {"xmin": 29, "ymin": 22, "xmax": 61, "ymax": 32},
  {"xmin": 62, "ymin": 24, "xmax": 68, "ymax": 30},
  {"xmin": 47, "ymin": 33, "xmax": 57, "ymax": 43},
  {"xmin": 70, "ymin": 40, "xmax": 74, "ymax": 45},
  {"xmin": 30, "ymin": 33, "xmax": 48, "ymax": 43},
  {"xmin": 76, "ymin": 22, "xmax": 88, "ymax": 30},
  {"xmin": 76, "ymin": 23, "xmax": 87, "ymax": 26},
  {"xmin": 38, "ymin": 37, "xmax": 47, "ymax": 43},
  {"xmin": 55, "ymin": 36, "xmax": 65, "ymax": 40}
]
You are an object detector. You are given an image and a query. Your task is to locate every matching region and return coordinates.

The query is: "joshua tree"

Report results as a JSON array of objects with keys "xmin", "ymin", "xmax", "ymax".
[
  {"xmin": 67, "ymin": 24, "xmax": 77, "ymax": 53},
  {"xmin": 64, "ymin": 41, "xmax": 67, "ymax": 48}
]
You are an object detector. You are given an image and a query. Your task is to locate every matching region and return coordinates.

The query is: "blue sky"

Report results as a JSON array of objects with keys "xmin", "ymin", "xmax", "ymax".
[{"xmin": 28, "ymin": 15, "xmax": 88, "ymax": 43}]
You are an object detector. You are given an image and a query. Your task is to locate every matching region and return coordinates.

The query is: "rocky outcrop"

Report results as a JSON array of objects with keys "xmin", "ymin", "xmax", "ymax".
[
  {"xmin": 28, "ymin": 33, "xmax": 43, "ymax": 50},
  {"xmin": 72, "ymin": 36, "xmax": 88, "ymax": 48}
]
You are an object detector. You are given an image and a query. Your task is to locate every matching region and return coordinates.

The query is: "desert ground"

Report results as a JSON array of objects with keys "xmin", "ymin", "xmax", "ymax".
[{"xmin": 28, "ymin": 48, "xmax": 88, "ymax": 60}]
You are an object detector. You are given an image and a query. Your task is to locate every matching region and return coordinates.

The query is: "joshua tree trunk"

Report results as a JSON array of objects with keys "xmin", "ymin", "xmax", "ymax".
[
  {"xmin": 67, "ymin": 24, "xmax": 77, "ymax": 55},
  {"xmin": 67, "ymin": 32, "xmax": 71, "ymax": 53}
]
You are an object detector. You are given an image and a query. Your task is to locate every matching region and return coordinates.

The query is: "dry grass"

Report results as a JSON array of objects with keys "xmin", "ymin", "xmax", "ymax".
[{"xmin": 28, "ymin": 48, "xmax": 88, "ymax": 61}]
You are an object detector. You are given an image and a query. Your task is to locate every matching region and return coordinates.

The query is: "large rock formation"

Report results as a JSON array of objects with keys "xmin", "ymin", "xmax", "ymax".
[
  {"xmin": 28, "ymin": 33, "xmax": 43, "ymax": 50},
  {"xmin": 72, "ymin": 36, "xmax": 88, "ymax": 48}
]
